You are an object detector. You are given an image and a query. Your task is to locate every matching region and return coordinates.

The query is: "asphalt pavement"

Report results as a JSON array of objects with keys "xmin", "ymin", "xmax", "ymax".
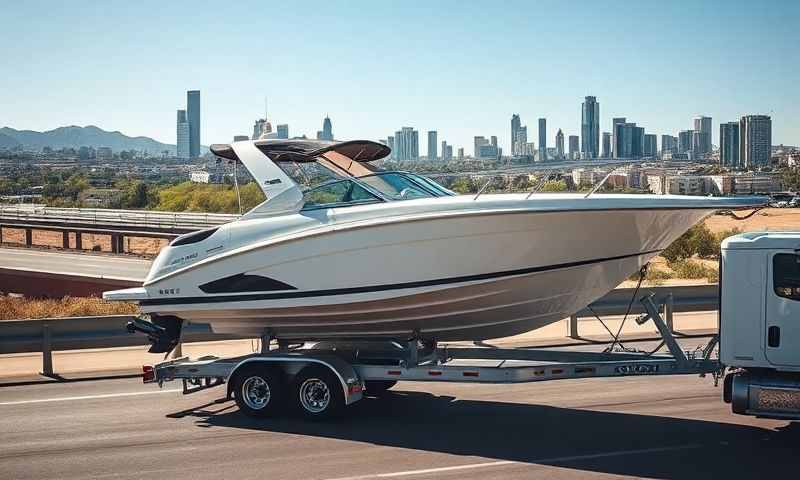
[{"xmin": 0, "ymin": 338, "xmax": 797, "ymax": 480}]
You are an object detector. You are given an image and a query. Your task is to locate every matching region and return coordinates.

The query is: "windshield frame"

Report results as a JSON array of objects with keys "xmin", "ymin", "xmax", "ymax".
[
  {"xmin": 300, "ymin": 177, "xmax": 387, "ymax": 211},
  {"xmin": 355, "ymin": 171, "xmax": 455, "ymax": 199}
]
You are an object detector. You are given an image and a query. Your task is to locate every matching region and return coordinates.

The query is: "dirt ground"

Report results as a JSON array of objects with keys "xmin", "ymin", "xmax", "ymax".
[
  {"xmin": 704, "ymin": 207, "xmax": 800, "ymax": 234},
  {"xmin": 0, "ymin": 227, "xmax": 168, "ymax": 256}
]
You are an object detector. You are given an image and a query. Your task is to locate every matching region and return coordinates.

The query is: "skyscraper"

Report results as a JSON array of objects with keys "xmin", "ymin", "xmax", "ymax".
[
  {"xmin": 601, "ymin": 132, "xmax": 611, "ymax": 158},
  {"xmin": 568, "ymin": 135, "xmax": 579, "ymax": 160},
  {"xmin": 515, "ymin": 126, "xmax": 528, "ymax": 157},
  {"xmin": 317, "ymin": 116, "xmax": 333, "ymax": 141},
  {"xmin": 538, "ymin": 118, "xmax": 547, "ymax": 162},
  {"xmin": 427, "ymin": 131, "xmax": 438, "ymax": 160},
  {"xmin": 387, "ymin": 136, "xmax": 395, "ymax": 160},
  {"xmin": 186, "ymin": 90, "xmax": 200, "ymax": 158},
  {"xmin": 511, "ymin": 114, "xmax": 521, "ymax": 156},
  {"xmin": 661, "ymin": 135, "xmax": 678, "ymax": 156},
  {"xmin": 581, "ymin": 96, "xmax": 600, "ymax": 159},
  {"xmin": 739, "ymin": 115, "xmax": 772, "ymax": 169},
  {"xmin": 176, "ymin": 109, "xmax": 190, "ymax": 160},
  {"xmin": 394, "ymin": 127, "xmax": 419, "ymax": 161},
  {"xmin": 276, "ymin": 124, "xmax": 289, "ymax": 139},
  {"xmin": 611, "ymin": 117, "xmax": 626, "ymax": 158},
  {"xmin": 719, "ymin": 122, "xmax": 739, "ymax": 167},
  {"xmin": 440, "ymin": 140, "xmax": 447, "ymax": 161},
  {"xmin": 613, "ymin": 122, "xmax": 644, "ymax": 159},
  {"xmin": 693, "ymin": 116, "xmax": 712, "ymax": 154},
  {"xmin": 644, "ymin": 134, "xmax": 657, "ymax": 157},
  {"xmin": 555, "ymin": 129, "xmax": 565, "ymax": 160},
  {"xmin": 457, "ymin": 147, "xmax": 464, "ymax": 160},
  {"xmin": 678, "ymin": 130, "xmax": 693, "ymax": 154}
]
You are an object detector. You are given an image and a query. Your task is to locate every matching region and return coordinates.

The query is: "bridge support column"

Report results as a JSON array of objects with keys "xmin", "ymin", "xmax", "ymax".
[
  {"xmin": 0, "ymin": 226, "xmax": 3, "ymax": 244},
  {"xmin": 62, "ymin": 231, "xmax": 69, "ymax": 249},
  {"xmin": 75, "ymin": 232, "xmax": 82, "ymax": 250},
  {"xmin": 118, "ymin": 234, "xmax": 125, "ymax": 254},
  {"xmin": 110, "ymin": 234, "xmax": 124, "ymax": 254},
  {"xmin": 25, "ymin": 228, "xmax": 32, "ymax": 247}
]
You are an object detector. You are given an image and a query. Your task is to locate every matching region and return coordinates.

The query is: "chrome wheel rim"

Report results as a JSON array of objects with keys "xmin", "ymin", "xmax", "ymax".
[
  {"xmin": 299, "ymin": 378, "xmax": 330, "ymax": 413},
  {"xmin": 242, "ymin": 376, "xmax": 271, "ymax": 410}
]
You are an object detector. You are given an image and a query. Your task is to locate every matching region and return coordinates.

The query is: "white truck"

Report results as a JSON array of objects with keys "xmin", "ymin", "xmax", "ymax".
[{"xmin": 137, "ymin": 232, "xmax": 800, "ymax": 421}]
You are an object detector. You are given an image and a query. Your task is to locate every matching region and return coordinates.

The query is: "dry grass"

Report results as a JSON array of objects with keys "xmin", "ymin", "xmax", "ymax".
[{"xmin": 0, "ymin": 296, "xmax": 139, "ymax": 320}]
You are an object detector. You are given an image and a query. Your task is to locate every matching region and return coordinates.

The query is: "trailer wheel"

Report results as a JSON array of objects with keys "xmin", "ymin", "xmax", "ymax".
[
  {"xmin": 292, "ymin": 365, "xmax": 345, "ymax": 420},
  {"xmin": 365, "ymin": 380, "xmax": 397, "ymax": 396},
  {"xmin": 232, "ymin": 365, "xmax": 285, "ymax": 418}
]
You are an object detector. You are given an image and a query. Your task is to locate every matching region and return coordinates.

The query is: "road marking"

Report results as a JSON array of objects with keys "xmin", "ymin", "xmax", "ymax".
[
  {"xmin": 325, "ymin": 444, "xmax": 703, "ymax": 479},
  {"xmin": 0, "ymin": 388, "xmax": 181, "ymax": 406}
]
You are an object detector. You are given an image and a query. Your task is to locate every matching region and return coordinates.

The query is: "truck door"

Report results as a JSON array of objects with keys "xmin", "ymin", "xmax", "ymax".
[{"xmin": 765, "ymin": 251, "xmax": 800, "ymax": 367}]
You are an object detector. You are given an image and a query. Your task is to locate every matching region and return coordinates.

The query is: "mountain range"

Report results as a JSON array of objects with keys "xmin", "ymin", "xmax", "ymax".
[{"xmin": 0, "ymin": 125, "xmax": 176, "ymax": 155}]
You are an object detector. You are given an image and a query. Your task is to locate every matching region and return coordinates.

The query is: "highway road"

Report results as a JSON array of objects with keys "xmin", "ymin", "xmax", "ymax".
[
  {"xmin": 0, "ymin": 247, "xmax": 149, "ymax": 281},
  {"xmin": 0, "ymin": 338, "xmax": 797, "ymax": 479}
]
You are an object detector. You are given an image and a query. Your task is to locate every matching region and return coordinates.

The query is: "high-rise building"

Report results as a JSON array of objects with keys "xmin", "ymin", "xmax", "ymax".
[
  {"xmin": 186, "ymin": 90, "xmax": 200, "ymax": 158},
  {"xmin": 233, "ymin": 135, "xmax": 249, "ymax": 142},
  {"xmin": 611, "ymin": 117, "xmax": 626, "ymax": 158},
  {"xmin": 316, "ymin": 116, "xmax": 333, "ymax": 141},
  {"xmin": 475, "ymin": 136, "xmax": 498, "ymax": 159},
  {"xmin": 678, "ymin": 130, "xmax": 694, "ymax": 154},
  {"xmin": 440, "ymin": 140, "xmax": 447, "ymax": 161},
  {"xmin": 661, "ymin": 135, "xmax": 678, "ymax": 156},
  {"xmin": 427, "ymin": 131, "xmax": 438, "ymax": 160},
  {"xmin": 693, "ymin": 116, "xmax": 712, "ymax": 154},
  {"xmin": 387, "ymin": 136, "xmax": 395, "ymax": 160},
  {"xmin": 568, "ymin": 135, "xmax": 579, "ymax": 160},
  {"xmin": 491, "ymin": 136, "xmax": 497, "ymax": 147},
  {"xmin": 538, "ymin": 118, "xmax": 547, "ymax": 161},
  {"xmin": 601, "ymin": 132, "xmax": 611, "ymax": 158},
  {"xmin": 511, "ymin": 114, "xmax": 522, "ymax": 156},
  {"xmin": 613, "ymin": 122, "xmax": 644, "ymax": 159},
  {"xmin": 176, "ymin": 109, "xmax": 190, "ymax": 160},
  {"xmin": 394, "ymin": 127, "xmax": 419, "ymax": 161},
  {"xmin": 719, "ymin": 122, "xmax": 740, "ymax": 167},
  {"xmin": 555, "ymin": 129, "xmax": 565, "ymax": 160},
  {"xmin": 691, "ymin": 130, "xmax": 709, "ymax": 160},
  {"xmin": 644, "ymin": 134, "xmax": 657, "ymax": 158},
  {"xmin": 581, "ymin": 96, "xmax": 600, "ymax": 159},
  {"xmin": 445, "ymin": 145, "xmax": 453, "ymax": 160},
  {"xmin": 739, "ymin": 115, "xmax": 772, "ymax": 169},
  {"xmin": 276, "ymin": 124, "xmax": 289, "ymax": 139},
  {"xmin": 457, "ymin": 147, "xmax": 464, "ymax": 160},
  {"xmin": 514, "ymin": 127, "xmax": 528, "ymax": 157}
]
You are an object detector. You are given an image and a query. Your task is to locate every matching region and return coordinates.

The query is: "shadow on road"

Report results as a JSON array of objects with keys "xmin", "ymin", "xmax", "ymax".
[{"xmin": 172, "ymin": 390, "xmax": 800, "ymax": 479}]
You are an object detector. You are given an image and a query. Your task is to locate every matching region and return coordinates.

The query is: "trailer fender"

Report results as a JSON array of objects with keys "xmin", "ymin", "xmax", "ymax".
[{"xmin": 226, "ymin": 355, "xmax": 364, "ymax": 405}]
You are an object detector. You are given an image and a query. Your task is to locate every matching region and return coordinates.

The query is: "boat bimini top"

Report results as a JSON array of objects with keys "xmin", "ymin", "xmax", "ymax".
[{"xmin": 210, "ymin": 139, "xmax": 453, "ymax": 218}]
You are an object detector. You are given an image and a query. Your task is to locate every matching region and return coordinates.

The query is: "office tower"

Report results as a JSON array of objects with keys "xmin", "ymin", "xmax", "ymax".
[
  {"xmin": 457, "ymin": 147, "xmax": 464, "ymax": 160},
  {"xmin": 613, "ymin": 122, "xmax": 645, "ymax": 159},
  {"xmin": 555, "ymin": 129, "xmax": 565, "ymax": 159},
  {"xmin": 678, "ymin": 130, "xmax": 693, "ymax": 154},
  {"xmin": 538, "ymin": 118, "xmax": 547, "ymax": 161},
  {"xmin": 316, "ymin": 115, "xmax": 333, "ymax": 141},
  {"xmin": 581, "ymin": 96, "xmax": 600, "ymax": 159},
  {"xmin": 233, "ymin": 135, "xmax": 249, "ymax": 142},
  {"xmin": 445, "ymin": 145, "xmax": 453, "ymax": 160},
  {"xmin": 474, "ymin": 136, "xmax": 487, "ymax": 157},
  {"xmin": 393, "ymin": 127, "xmax": 419, "ymax": 161},
  {"xmin": 691, "ymin": 130, "xmax": 709, "ymax": 160},
  {"xmin": 276, "ymin": 124, "xmax": 289, "ymax": 139},
  {"xmin": 693, "ymin": 116, "xmax": 712, "ymax": 154},
  {"xmin": 176, "ymin": 109, "xmax": 190, "ymax": 160},
  {"xmin": 739, "ymin": 115, "xmax": 772, "ymax": 169},
  {"xmin": 514, "ymin": 126, "xmax": 528, "ymax": 157},
  {"xmin": 427, "ymin": 131, "xmax": 438, "ymax": 160},
  {"xmin": 186, "ymin": 90, "xmax": 200, "ymax": 158},
  {"xmin": 644, "ymin": 134, "xmax": 657, "ymax": 157},
  {"xmin": 475, "ymin": 136, "xmax": 498, "ymax": 159},
  {"xmin": 661, "ymin": 135, "xmax": 677, "ymax": 156},
  {"xmin": 387, "ymin": 136, "xmax": 395, "ymax": 160},
  {"xmin": 568, "ymin": 135, "xmax": 579, "ymax": 160},
  {"xmin": 511, "ymin": 114, "xmax": 521, "ymax": 156},
  {"xmin": 611, "ymin": 117, "xmax": 626, "ymax": 158},
  {"xmin": 601, "ymin": 132, "xmax": 611, "ymax": 158},
  {"xmin": 490, "ymin": 136, "xmax": 497, "ymax": 147},
  {"xmin": 719, "ymin": 122, "xmax": 740, "ymax": 167}
]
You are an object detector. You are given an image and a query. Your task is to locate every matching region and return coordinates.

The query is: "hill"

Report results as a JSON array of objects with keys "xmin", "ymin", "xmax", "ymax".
[
  {"xmin": 0, "ymin": 125, "xmax": 176, "ymax": 155},
  {"xmin": 0, "ymin": 133, "xmax": 21, "ymax": 149}
]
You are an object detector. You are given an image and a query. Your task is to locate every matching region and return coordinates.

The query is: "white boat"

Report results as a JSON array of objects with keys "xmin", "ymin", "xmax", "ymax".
[{"xmin": 104, "ymin": 139, "xmax": 764, "ymax": 352}]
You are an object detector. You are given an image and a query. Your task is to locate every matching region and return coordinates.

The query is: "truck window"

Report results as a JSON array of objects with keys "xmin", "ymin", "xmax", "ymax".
[{"xmin": 774, "ymin": 253, "xmax": 800, "ymax": 301}]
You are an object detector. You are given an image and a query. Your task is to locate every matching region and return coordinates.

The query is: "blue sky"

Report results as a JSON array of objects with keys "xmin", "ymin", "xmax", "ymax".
[{"xmin": 1, "ymin": 0, "xmax": 798, "ymax": 152}]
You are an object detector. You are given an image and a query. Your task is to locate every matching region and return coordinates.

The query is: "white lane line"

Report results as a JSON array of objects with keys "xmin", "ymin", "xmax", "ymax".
[
  {"xmin": 0, "ymin": 388, "xmax": 181, "ymax": 406},
  {"xmin": 325, "ymin": 444, "xmax": 703, "ymax": 480}
]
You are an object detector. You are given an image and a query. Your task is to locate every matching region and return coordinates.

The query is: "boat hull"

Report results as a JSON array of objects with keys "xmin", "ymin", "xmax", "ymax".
[{"xmin": 138, "ymin": 207, "xmax": 712, "ymax": 341}]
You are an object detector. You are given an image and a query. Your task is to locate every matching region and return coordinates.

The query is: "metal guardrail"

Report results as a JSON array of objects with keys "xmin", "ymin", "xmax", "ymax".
[
  {"xmin": 0, "ymin": 205, "xmax": 239, "ymax": 232},
  {"xmin": 0, "ymin": 285, "xmax": 719, "ymax": 377}
]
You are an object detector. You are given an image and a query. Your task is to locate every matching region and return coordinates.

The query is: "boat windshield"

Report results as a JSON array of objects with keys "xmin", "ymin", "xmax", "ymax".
[
  {"xmin": 301, "ymin": 179, "xmax": 382, "ymax": 210},
  {"xmin": 357, "ymin": 172, "xmax": 455, "ymax": 200}
]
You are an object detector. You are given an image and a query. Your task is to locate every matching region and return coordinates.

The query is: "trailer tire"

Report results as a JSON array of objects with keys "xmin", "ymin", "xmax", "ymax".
[
  {"xmin": 232, "ymin": 365, "xmax": 286, "ymax": 418},
  {"xmin": 292, "ymin": 365, "xmax": 345, "ymax": 421},
  {"xmin": 365, "ymin": 380, "xmax": 397, "ymax": 396}
]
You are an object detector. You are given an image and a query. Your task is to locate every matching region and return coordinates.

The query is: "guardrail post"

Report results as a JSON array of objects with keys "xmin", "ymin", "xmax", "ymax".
[
  {"xmin": 62, "ymin": 231, "xmax": 69, "ymax": 249},
  {"xmin": 75, "ymin": 232, "xmax": 82, "ymax": 250},
  {"xmin": 41, "ymin": 323, "xmax": 54, "ymax": 377},
  {"xmin": 665, "ymin": 293, "xmax": 674, "ymax": 333},
  {"xmin": 0, "ymin": 226, "xmax": 3, "ymax": 244},
  {"xmin": 25, "ymin": 228, "xmax": 32, "ymax": 247},
  {"xmin": 568, "ymin": 314, "xmax": 579, "ymax": 339}
]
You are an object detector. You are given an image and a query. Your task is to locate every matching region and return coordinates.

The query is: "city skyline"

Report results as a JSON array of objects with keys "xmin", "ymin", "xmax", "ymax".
[{"xmin": 1, "ymin": 1, "xmax": 798, "ymax": 151}]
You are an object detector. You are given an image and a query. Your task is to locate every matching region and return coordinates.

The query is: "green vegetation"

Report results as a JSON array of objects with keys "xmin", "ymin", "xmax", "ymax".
[
  {"xmin": 780, "ymin": 167, "xmax": 800, "ymax": 191},
  {"xmin": 152, "ymin": 182, "xmax": 265, "ymax": 213}
]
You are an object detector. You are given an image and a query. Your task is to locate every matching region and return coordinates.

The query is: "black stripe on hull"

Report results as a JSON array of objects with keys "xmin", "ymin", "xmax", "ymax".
[{"xmin": 141, "ymin": 249, "xmax": 661, "ymax": 307}]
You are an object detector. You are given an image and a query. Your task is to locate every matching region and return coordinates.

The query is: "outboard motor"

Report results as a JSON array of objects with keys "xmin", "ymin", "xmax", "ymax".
[{"xmin": 126, "ymin": 314, "xmax": 183, "ymax": 354}]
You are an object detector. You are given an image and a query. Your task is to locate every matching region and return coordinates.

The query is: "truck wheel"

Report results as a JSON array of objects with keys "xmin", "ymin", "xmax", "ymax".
[
  {"xmin": 365, "ymin": 380, "xmax": 397, "ymax": 396},
  {"xmin": 232, "ymin": 365, "xmax": 285, "ymax": 418},
  {"xmin": 292, "ymin": 365, "xmax": 345, "ymax": 421}
]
